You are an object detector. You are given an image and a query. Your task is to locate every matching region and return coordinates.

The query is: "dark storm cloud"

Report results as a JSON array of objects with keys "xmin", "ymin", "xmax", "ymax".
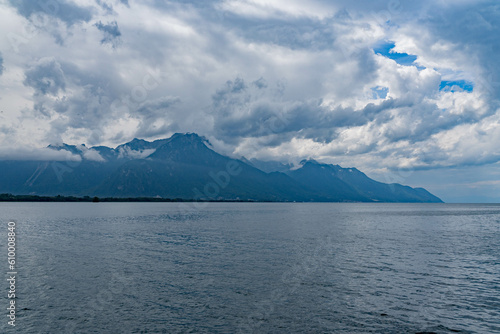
[
  {"xmin": 2, "ymin": 0, "xmax": 500, "ymax": 179},
  {"xmin": 52, "ymin": 86, "xmax": 109, "ymax": 129},
  {"xmin": 135, "ymin": 97, "xmax": 181, "ymax": 117},
  {"xmin": 209, "ymin": 71, "xmax": 492, "ymax": 157},
  {"xmin": 20, "ymin": 56, "xmax": 133, "ymax": 144},
  {"xmin": 23, "ymin": 58, "xmax": 66, "ymax": 96},
  {"xmin": 9, "ymin": 0, "xmax": 94, "ymax": 25},
  {"xmin": 377, "ymin": 102, "xmax": 477, "ymax": 144},
  {"xmin": 133, "ymin": 97, "xmax": 182, "ymax": 138},
  {"xmin": 210, "ymin": 77, "xmax": 388, "ymax": 145},
  {"xmin": 94, "ymin": 21, "xmax": 122, "ymax": 47},
  {"xmin": 48, "ymin": 61, "xmax": 135, "ymax": 142}
]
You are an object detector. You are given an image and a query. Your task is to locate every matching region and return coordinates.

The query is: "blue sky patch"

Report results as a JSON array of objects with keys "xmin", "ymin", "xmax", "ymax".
[
  {"xmin": 439, "ymin": 80, "xmax": 474, "ymax": 92},
  {"xmin": 373, "ymin": 41, "xmax": 419, "ymax": 67},
  {"xmin": 371, "ymin": 86, "xmax": 388, "ymax": 99}
]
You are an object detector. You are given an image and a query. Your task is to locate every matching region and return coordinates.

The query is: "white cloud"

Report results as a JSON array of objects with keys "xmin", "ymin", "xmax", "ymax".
[
  {"xmin": 79, "ymin": 146, "xmax": 105, "ymax": 162},
  {"xmin": 0, "ymin": 147, "xmax": 81, "ymax": 161},
  {"xmin": 117, "ymin": 146, "xmax": 155, "ymax": 159},
  {"xmin": 219, "ymin": 0, "xmax": 335, "ymax": 19},
  {"xmin": 0, "ymin": 0, "xmax": 499, "ymax": 201}
]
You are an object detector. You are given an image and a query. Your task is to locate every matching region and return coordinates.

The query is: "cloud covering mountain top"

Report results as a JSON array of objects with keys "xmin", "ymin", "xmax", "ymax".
[{"xmin": 0, "ymin": 0, "xmax": 499, "ymax": 202}]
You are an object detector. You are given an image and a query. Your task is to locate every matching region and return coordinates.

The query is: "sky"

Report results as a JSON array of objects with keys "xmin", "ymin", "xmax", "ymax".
[{"xmin": 0, "ymin": 0, "xmax": 499, "ymax": 203}]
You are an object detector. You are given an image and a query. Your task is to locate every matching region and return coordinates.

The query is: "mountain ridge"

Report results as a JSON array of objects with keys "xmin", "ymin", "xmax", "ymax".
[{"xmin": 0, "ymin": 133, "xmax": 443, "ymax": 202}]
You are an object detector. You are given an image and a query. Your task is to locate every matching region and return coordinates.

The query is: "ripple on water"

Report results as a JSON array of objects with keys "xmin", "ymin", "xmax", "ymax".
[{"xmin": 0, "ymin": 202, "xmax": 499, "ymax": 333}]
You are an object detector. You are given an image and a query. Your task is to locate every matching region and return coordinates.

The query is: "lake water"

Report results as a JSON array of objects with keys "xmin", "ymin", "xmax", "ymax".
[{"xmin": 1, "ymin": 202, "xmax": 499, "ymax": 333}]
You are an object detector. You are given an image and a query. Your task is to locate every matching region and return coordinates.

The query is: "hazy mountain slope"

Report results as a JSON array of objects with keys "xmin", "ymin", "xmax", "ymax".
[
  {"xmin": 0, "ymin": 133, "xmax": 443, "ymax": 202},
  {"xmin": 95, "ymin": 134, "xmax": 322, "ymax": 201},
  {"xmin": 285, "ymin": 160, "xmax": 442, "ymax": 203}
]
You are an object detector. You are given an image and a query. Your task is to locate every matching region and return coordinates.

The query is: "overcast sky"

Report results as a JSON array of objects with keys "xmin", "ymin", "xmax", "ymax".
[{"xmin": 0, "ymin": 0, "xmax": 499, "ymax": 202}]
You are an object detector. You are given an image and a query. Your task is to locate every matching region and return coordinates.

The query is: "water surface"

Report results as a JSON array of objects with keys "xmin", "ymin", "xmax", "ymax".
[{"xmin": 1, "ymin": 203, "xmax": 499, "ymax": 333}]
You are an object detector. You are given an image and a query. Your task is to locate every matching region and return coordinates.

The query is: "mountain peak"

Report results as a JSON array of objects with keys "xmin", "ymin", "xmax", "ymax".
[
  {"xmin": 300, "ymin": 159, "xmax": 319, "ymax": 165},
  {"xmin": 298, "ymin": 159, "xmax": 346, "ymax": 171},
  {"xmin": 123, "ymin": 137, "xmax": 149, "ymax": 145},
  {"xmin": 2, "ymin": 132, "xmax": 442, "ymax": 202},
  {"xmin": 170, "ymin": 132, "xmax": 208, "ymax": 144},
  {"xmin": 115, "ymin": 138, "xmax": 153, "ymax": 153},
  {"xmin": 149, "ymin": 133, "xmax": 216, "ymax": 162}
]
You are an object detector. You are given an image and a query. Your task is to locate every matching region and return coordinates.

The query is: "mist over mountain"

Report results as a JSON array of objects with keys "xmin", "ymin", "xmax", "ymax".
[{"xmin": 0, "ymin": 133, "xmax": 442, "ymax": 202}]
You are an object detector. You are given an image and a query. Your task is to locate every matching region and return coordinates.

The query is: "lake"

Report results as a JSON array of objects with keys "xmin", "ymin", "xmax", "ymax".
[{"xmin": 1, "ymin": 202, "xmax": 499, "ymax": 333}]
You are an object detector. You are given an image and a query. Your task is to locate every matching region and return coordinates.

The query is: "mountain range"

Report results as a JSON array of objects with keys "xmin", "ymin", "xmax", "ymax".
[{"xmin": 0, "ymin": 133, "xmax": 442, "ymax": 202}]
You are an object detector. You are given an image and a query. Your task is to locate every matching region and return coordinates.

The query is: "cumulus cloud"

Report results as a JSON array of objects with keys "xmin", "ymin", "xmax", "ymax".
[
  {"xmin": 9, "ymin": 0, "xmax": 94, "ymax": 26},
  {"xmin": 1, "ymin": 0, "xmax": 500, "ymax": 201},
  {"xmin": 210, "ymin": 77, "xmax": 391, "ymax": 146},
  {"xmin": 94, "ymin": 20, "xmax": 121, "ymax": 47},
  {"xmin": 133, "ymin": 97, "xmax": 181, "ymax": 138},
  {"xmin": 117, "ymin": 147, "xmax": 156, "ymax": 159},
  {"xmin": 77, "ymin": 145, "xmax": 106, "ymax": 162},
  {"xmin": 23, "ymin": 57, "xmax": 66, "ymax": 96},
  {"xmin": 391, "ymin": 2, "xmax": 500, "ymax": 102}
]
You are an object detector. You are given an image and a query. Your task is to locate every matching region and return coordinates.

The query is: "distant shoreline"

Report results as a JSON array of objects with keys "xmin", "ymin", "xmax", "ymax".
[
  {"xmin": 0, "ymin": 193, "xmax": 450, "ymax": 203},
  {"xmin": 0, "ymin": 193, "xmax": 261, "ymax": 203}
]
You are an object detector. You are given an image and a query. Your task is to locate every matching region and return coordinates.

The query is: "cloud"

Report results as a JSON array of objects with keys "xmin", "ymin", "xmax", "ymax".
[
  {"xmin": 1, "ymin": 0, "xmax": 500, "ymax": 203},
  {"xmin": 117, "ymin": 147, "xmax": 156, "ymax": 159},
  {"xmin": 23, "ymin": 57, "xmax": 66, "ymax": 96},
  {"xmin": 94, "ymin": 20, "xmax": 122, "ymax": 47},
  {"xmin": 209, "ymin": 77, "xmax": 392, "ymax": 146},
  {"xmin": 95, "ymin": 0, "xmax": 114, "ymax": 14},
  {"xmin": 133, "ymin": 97, "xmax": 181, "ymax": 139},
  {"xmin": 219, "ymin": 0, "xmax": 335, "ymax": 19},
  {"xmin": 84, "ymin": 150, "xmax": 105, "ymax": 162},
  {"xmin": 391, "ymin": 1, "xmax": 500, "ymax": 103},
  {"xmin": 0, "ymin": 52, "xmax": 4, "ymax": 76},
  {"xmin": 0, "ymin": 147, "xmax": 81, "ymax": 162},
  {"xmin": 374, "ymin": 42, "xmax": 418, "ymax": 67},
  {"xmin": 9, "ymin": 0, "xmax": 94, "ymax": 26},
  {"xmin": 439, "ymin": 80, "xmax": 474, "ymax": 93}
]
